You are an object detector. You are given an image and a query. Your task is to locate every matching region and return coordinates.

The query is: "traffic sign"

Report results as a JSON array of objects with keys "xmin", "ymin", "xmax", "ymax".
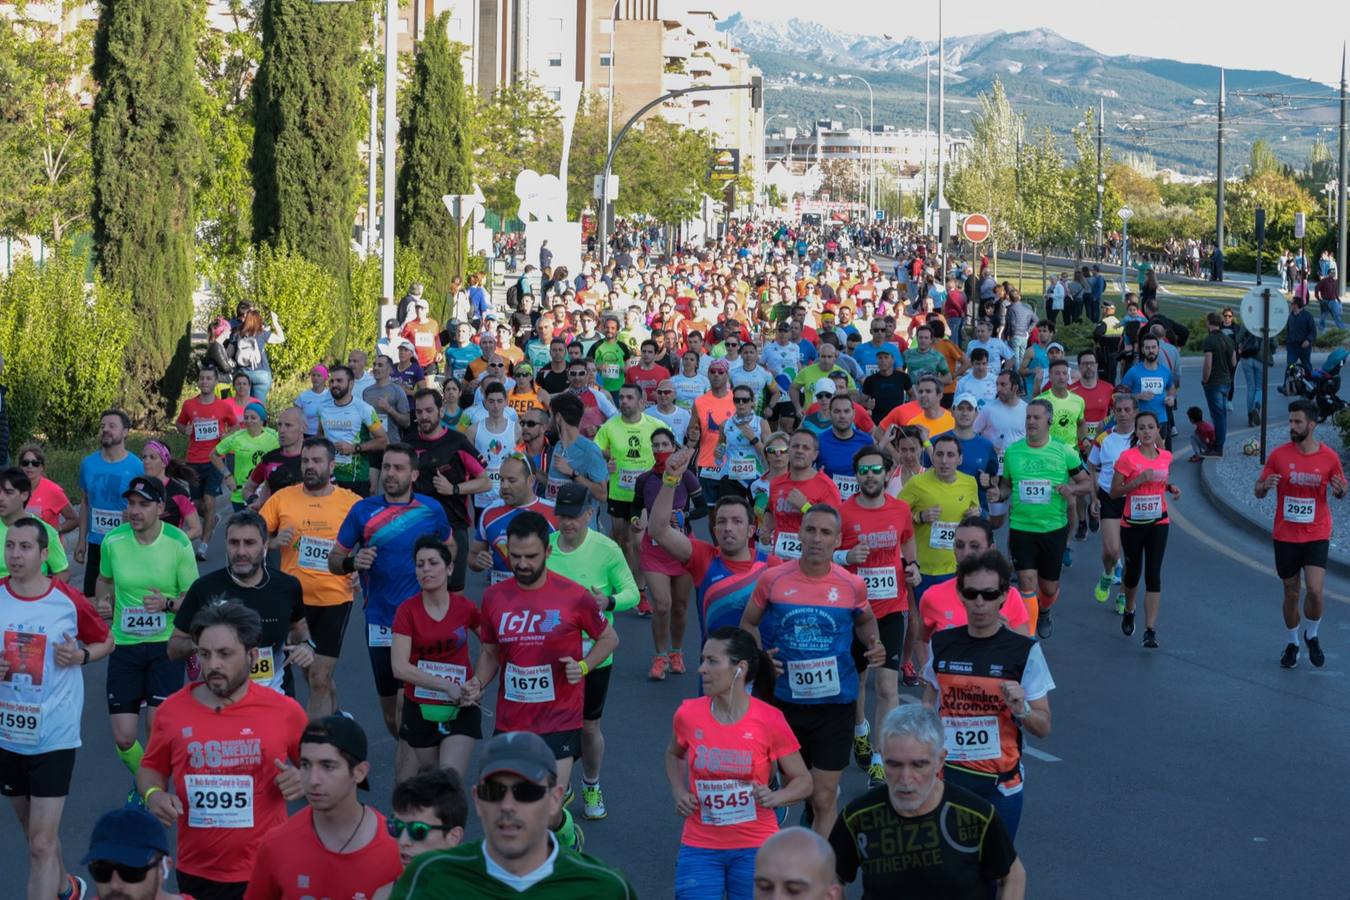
[
  {"xmin": 961, "ymin": 213, "xmax": 991, "ymax": 243},
  {"xmin": 1240, "ymin": 285, "xmax": 1289, "ymax": 335},
  {"xmin": 1295, "ymin": 212, "xmax": 1306, "ymax": 239}
]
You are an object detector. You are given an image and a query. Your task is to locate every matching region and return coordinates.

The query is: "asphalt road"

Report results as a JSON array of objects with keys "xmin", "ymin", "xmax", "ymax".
[{"xmin": 6, "ymin": 359, "xmax": 1349, "ymax": 899}]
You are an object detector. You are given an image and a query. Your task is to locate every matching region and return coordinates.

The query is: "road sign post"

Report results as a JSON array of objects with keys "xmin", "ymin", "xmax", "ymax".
[
  {"xmin": 1241, "ymin": 283, "xmax": 1288, "ymax": 465},
  {"xmin": 961, "ymin": 213, "xmax": 990, "ymax": 243}
]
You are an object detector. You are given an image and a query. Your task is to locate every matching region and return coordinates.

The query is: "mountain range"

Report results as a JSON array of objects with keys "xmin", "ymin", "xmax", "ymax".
[{"xmin": 718, "ymin": 15, "xmax": 1341, "ymax": 175}]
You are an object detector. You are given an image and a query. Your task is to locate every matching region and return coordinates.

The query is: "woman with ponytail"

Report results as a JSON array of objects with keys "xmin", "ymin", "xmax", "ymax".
[{"xmin": 666, "ymin": 626, "xmax": 813, "ymax": 900}]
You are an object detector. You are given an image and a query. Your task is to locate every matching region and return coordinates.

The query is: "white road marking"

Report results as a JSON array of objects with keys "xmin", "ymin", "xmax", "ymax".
[{"xmin": 1024, "ymin": 744, "xmax": 1062, "ymax": 763}]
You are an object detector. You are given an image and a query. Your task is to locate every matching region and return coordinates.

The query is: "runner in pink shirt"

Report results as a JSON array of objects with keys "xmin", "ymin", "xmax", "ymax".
[{"xmin": 918, "ymin": 516, "xmax": 1030, "ymax": 640}]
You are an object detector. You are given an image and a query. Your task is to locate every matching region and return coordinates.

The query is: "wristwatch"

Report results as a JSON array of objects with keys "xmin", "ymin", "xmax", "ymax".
[{"xmin": 81, "ymin": 647, "xmax": 90, "ymax": 666}]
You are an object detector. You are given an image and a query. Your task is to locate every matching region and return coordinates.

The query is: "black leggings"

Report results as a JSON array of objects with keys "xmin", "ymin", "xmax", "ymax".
[{"xmin": 1122, "ymin": 522, "xmax": 1169, "ymax": 593}]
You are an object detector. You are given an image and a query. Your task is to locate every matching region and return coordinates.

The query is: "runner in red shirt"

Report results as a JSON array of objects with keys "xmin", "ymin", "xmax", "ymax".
[
  {"xmin": 1255, "ymin": 399, "xmax": 1348, "ymax": 669},
  {"xmin": 1070, "ymin": 350, "xmax": 1118, "ymax": 535},
  {"xmin": 463, "ymin": 510, "xmax": 617, "ymax": 852},
  {"xmin": 175, "ymin": 366, "xmax": 237, "ymax": 556},
  {"xmin": 138, "ymin": 601, "xmax": 308, "ymax": 900},
  {"xmin": 1110, "ymin": 411, "xmax": 1177, "ymax": 649},
  {"xmin": 767, "ymin": 430, "xmax": 842, "ymax": 561},
  {"xmin": 624, "ymin": 339, "xmax": 672, "ymax": 404},
  {"xmin": 917, "ymin": 517, "xmax": 1030, "ymax": 640},
  {"xmin": 245, "ymin": 716, "xmax": 402, "ymax": 900}
]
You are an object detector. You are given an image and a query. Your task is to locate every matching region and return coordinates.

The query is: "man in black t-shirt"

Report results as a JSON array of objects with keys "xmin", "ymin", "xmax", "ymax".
[
  {"xmin": 861, "ymin": 348, "xmax": 911, "ymax": 422},
  {"xmin": 165, "ymin": 510, "xmax": 311, "ymax": 696},
  {"xmin": 830, "ymin": 704, "xmax": 1025, "ymax": 899}
]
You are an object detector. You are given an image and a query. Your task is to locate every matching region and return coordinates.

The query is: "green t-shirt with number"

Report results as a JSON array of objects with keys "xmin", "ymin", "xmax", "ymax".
[
  {"xmin": 594, "ymin": 414, "xmax": 661, "ymax": 502},
  {"xmin": 590, "ymin": 340, "xmax": 631, "ymax": 392},
  {"xmin": 99, "ymin": 522, "xmax": 199, "ymax": 645},
  {"xmin": 1035, "ymin": 389, "xmax": 1085, "ymax": 449},
  {"xmin": 216, "ymin": 427, "xmax": 280, "ymax": 503},
  {"xmin": 1002, "ymin": 438, "xmax": 1083, "ymax": 533}
]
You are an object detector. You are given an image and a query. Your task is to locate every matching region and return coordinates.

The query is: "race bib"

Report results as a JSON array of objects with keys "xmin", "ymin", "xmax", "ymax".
[
  {"xmin": 728, "ymin": 456, "xmax": 758, "ymax": 480},
  {"xmin": 929, "ymin": 521, "xmax": 957, "ymax": 550},
  {"xmin": 0, "ymin": 699, "xmax": 41, "ymax": 746},
  {"xmin": 334, "ymin": 452, "xmax": 354, "ymax": 467},
  {"xmin": 297, "ymin": 536, "xmax": 334, "ymax": 572},
  {"xmin": 413, "ymin": 660, "xmax": 467, "ymax": 702},
  {"xmin": 696, "ymin": 779, "xmax": 757, "ymax": 826},
  {"xmin": 1140, "ymin": 376, "xmax": 1165, "ymax": 395},
  {"xmin": 859, "ymin": 566, "xmax": 898, "ymax": 601},
  {"xmin": 504, "ymin": 663, "xmax": 555, "ymax": 703},
  {"xmin": 1283, "ymin": 495, "xmax": 1316, "ymax": 525},
  {"xmin": 786, "ymin": 656, "xmax": 841, "ymax": 699},
  {"xmin": 618, "ymin": 468, "xmax": 640, "ymax": 491},
  {"xmin": 833, "ymin": 475, "xmax": 859, "ymax": 499},
  {"xmin": 489, "ymin": 569, "xmax": 512, "ymax": 585},
  {"xmin": 600, "ymin": 364, "xmax": 621, "ymax": 382},
  {"xmin": 367, "ymin": 624, "xmax": 393, "ymax": 648},
  {"xmin": 943, "ymin": 715, "xmax": 1001, "ymax": 762},
  {"xmin": 185, "ymin": 773, "xmax": 254, "ymax": 829},
  {"xmin": 414, "ymin": 331, "xmax": 434, "ymax": 348},
  {"xmin": 774, "ymin": 531, "xmax": 802, "ymax": 559},
  {"xmin": 1129, "ymin": 494, "xmax": 1163, "ymax": 521},
  {"xmin": 91, "ymin": 508, "xmax": 122, "ymax": 536},
  {"xmin": 1018, "ymin": 479, "xmax": 1052, "ymax": 504},
  {"xmin": 1086, "ymin": 422, "xmax": 1100, "ymax": 440},
  {"xmin": 120, "ymin": 607, "xmax": 166, "ymax": 637},
  {"xmin": 248, "ymin": 647, "xmax": 275, "ymax": 683},
  {"xmin": 193, "ymin": 419, "xmax": 220, "ymax": 442}
]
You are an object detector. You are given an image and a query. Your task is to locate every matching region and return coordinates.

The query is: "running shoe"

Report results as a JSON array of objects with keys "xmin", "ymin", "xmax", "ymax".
[
  {"xmin": 1304, "ymin": 632, "xmax": 1325, "ymax": 668},
  {"xmin": 1114, "ymin": 594, "xmax": 1126, "ymax": 615},
  {"xmin": 867, "ymin": 762, "xmax": 886, "ymax": 788},
  {"xmin": 1142, "ymin": 628, "xmax": 1158, "ymax": 649},
  {"xmin": 1062, "ymin": 547, "xmax": 1073, "ymax": 568},
  {"xmin": 1094, "ymin": 573, "xmax": 1112, "ymax": 603},
  {"xmin": 1121, "ymin": 610, "xmax": 1135, "ymax": 637},
  {"xmin": 1088, "ymin": 513, "xmax": 1100, "ymax": 534},
  {"xmin": 1074, "ymin": 521, "xmax": 1088, "ymax": 543},
  {"xmin": 1280, "ymin": 643, "xmax": 1299, "ymax": 669},
  {"xmin": 635, "ymin": 595, "xmax": 652, "ymax": 617},
  {"xmin": 852, "ymin": 732, "xmax": 873, "ymax": 771},
  {"xmin": 581, "ymin": 785, "xmax": 607, "ymax": 820},
  {"xmin": 901, "ymin": 661, "xmax": 920, "ymax": 687},
  {"xmin": 1036, "ymin": 608, "xmax": 1053, "ymax": 639},
  {"xmin": 61, "ymin": 874, "xmax": 87, "ymax": 900},
  {"xmin": 667, "ymin": 650, "xmax": 686, "ymax": 675},
  {"xmin": 194, "ymin": 540, "xmax": 208, "ymax": 562},
  {"xmin": 648, "ymin": 654, "xmax": 668, "ymax": 681}
]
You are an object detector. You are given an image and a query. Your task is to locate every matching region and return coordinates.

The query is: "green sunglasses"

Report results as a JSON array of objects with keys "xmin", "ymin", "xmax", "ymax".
[
  {"xmin": 855, "ymin": 464, "xmax": 887, "ymax": 475},
  {"xmin": 387, "ymin": 816, "xmax": 455, "ymax": 841}
]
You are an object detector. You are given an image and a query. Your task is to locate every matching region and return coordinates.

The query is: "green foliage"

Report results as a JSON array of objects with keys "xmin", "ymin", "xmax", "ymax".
[
  {"xmin": 1014, "ymin": 129, "xmax": 1072, "ymax": 253},
  {"xmin": 251, "ymin": 0, "xmax": 363, "ymax": 289},
  {"xmin": 0, "ymin": 5, "xmax": 93, "ymax": 242},
  {"xmin": 1217, "ymin": 246, "xmax": 1281, "ymax": 276},
  {"xmin": 347, "ymin": 242, "xmax": 425, "ymax": 351},
  {"xmin": 215, "ymin": 242, "xmax": 337, "ymax": 383},
  {"xmin": 1065, "ymin": 107, "xmax": 1122, "ymax": 249},
  {"xmin": 397, "ymin": 17, "xmax": 473, "ymax": 299},
  {"xmin": 0, "ymin": 252, "xmax": 133, "ymax": 445},
  {"xmin": 1333, "ymin": 407, "xmax": 1350, "ymax": 451},
  {"xmin": 1227, "ymin": 169, "xmax": 1322, "ymax": 251},
  {"xmin": 471, "ymin": 81, "xmax": 562, "ymax": 216},
  {"xmin": 947, "ymin": 79, "xmax": 1019, "ymax": 246},
  {"xmin": 91, "ymin": 0, "xmax": 200, "ymax": 424},
  {"xmin": 1314, "ymin": 327, "xmax": 1348, "ymax": 350}
]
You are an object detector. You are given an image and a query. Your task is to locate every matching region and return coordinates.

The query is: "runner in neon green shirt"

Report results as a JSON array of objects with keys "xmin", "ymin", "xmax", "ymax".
[
  {"xmin": 212, "ymin": 402, "xmax": 280, "ymax": 506},
  {"xmin": 594, "ymin": 387, "xmax": 662, "ymax": 505},
  {"xmin": 898, "ymin": 436, "xmax": 980, "ymax": 579},
  {"xmin": 999, "ymin": 434, "xmax": 1083, "ymax": 533},
  {"xmin": 98, "ymin": 506, "xmax": 198, "ymax": 645},
  {"xmin": 0, "ymin": 469, "xmax": 67, "ymax": 576},
  {"xmin": 587, "ymin": 315, "xmax": 632, "ymax": 393},
  {"xmin": 1036, "ymin": 359, "xmax": 1086, "ymax": 450}
]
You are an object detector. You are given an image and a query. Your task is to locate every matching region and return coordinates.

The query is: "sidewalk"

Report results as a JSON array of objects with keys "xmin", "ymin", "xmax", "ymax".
[{"xmin": 1197, "ymin": 424, "xmax": 1350, "ymax": 578}]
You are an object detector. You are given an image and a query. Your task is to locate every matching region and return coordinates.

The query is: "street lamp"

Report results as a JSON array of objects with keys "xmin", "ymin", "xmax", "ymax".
[
  {"xmin": 838, "ymin": 73, "xmax": 874, "ymax": 222},
  {"xmin": 835, "ymin": 104, "xmax": 865, "ymax": 218},
  {"xmin": 599, "ymin": 0, "xmax": 621, "ymax": 255},
  {"xmin": 1119, "ymin": 206, "xmax": 1134, "ymax": 304}
]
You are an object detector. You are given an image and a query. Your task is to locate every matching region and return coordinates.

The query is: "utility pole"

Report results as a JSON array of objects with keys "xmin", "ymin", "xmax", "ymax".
[
  {"xmin": 923, "ymin": 55, "xmax": 931, "ymax": 233},
  {"xmin": 1095, "ymin": 97, "xmax": 1104, "ymax": 258},
  {"xmin": 1339, "ymin": 45, "xmax": 1348, "ymax": 298},
  {"xmin": 1016, "ymin": 122, "xmax": 1024, "ymax": 282},
  {"xmin": 935, "ymin": 0, "xmax": 947, "ymax": 273},
  {"xmin": 365, "ymin": 7, "xmax": 378, "ymax": 254},
  {"xmin": 1215, "ymin": 68, "xmax": 1226, "ymax": 282}
]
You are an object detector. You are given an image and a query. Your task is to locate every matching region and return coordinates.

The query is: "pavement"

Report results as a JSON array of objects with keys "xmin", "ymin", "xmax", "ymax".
[{"xmin": 8, "ymin": 368, "xmax": 1350, "ymax": 899}]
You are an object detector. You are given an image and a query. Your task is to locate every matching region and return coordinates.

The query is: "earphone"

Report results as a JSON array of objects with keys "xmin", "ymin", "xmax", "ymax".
[{"xmin": 161, "ymin": 859, "xmax": 171, "ymax": 880}]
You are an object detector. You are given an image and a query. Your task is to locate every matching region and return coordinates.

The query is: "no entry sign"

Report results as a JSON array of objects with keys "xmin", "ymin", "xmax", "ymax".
[{"xmin": 961, "ymin": 213, "xmax": 991, "ymax": 243}]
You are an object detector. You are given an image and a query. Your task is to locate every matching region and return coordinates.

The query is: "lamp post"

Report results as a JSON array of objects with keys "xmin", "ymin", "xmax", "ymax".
[
  {"xmin": 835, "ymin": 103, "xmax": 865, "ymax": 219},
  {"xmin": 838, "ymin": 73, "xmax": 874, "ymax": 222},
  {"xmin": 1119, "ymin": 206, "xmax": 1134, "ymax": 305},
  {"xmin": 598, "ymin": 0, "xmax": 621, "ymax": 258}
]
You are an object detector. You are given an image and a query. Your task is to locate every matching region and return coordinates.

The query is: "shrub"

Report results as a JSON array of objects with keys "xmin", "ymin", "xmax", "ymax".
[
  {"xmin": 1314, "ymin": 327, "xmax": 1348, "ymax": 349},
  {"xmin": 1333, "ymin": 407, "xmax": 1350, "ymax": 454},
  {"xmin": 347, "ymin": 242, "xmax": 426, "ymax": 352},
  {"xmin": 0, "ymin": 252, "xmax": 133, "ymax": 445}
]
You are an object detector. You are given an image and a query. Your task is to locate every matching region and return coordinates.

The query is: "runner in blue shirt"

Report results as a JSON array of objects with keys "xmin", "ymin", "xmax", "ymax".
[
  {"xmin": 815, "ymin": 394, "xmax": 875, "ymax": 503},
  {"xmin": 75, "ymin": 409, "xmax": 145, "ymax": 596},
  {"xmin": 1121, "ymin": 333, "xmax": 1176, "ymax": 435},
  {"xmin": 949, "ymin": 394, "xmax": 1001, "ymax": 514}
]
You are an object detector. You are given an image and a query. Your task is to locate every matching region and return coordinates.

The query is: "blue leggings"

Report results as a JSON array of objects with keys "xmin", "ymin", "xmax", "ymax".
[
  {"xmin": 675, "ymin": 844, "xmax": 757, "ymax": 900},
  {"xmin": 943, "ymin": 764, "xmax": 1025, "ymax": 840}
]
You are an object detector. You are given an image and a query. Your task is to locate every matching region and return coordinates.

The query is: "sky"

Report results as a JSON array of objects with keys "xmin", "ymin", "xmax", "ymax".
[{"xmin": 690, "ymin": 1, "xmax": 1350, "ymax": 86}]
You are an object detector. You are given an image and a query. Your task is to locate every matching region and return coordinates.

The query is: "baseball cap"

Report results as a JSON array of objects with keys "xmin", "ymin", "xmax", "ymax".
[
  {"xmin": 82, "ymin": 808, "xmax": 171, "ymax": 867},
  {"xmin": 954, "ymin": 393, "xmax": 979, "ymax": 409},
  {"xmin": 123, "ymin": 476, "xmax": 165, "ymax": 504},
  {"xmin": 554, "ymin": 482, "xmax": 590, "ymax": 518},
  {"xmin": 301, "ymin": 715, "xmax": 371, "ymax": 790},
  {"xmin": 397, "ymin": 338, "xmax": 415, "ymax": 352},
  {"xmin": 479, "ymin": 731, "xmax": 557, "ymax": 784},
  {"xmin": 515, "ymin": 363, "xmax": 534, "ymax": 377},
  {"xmin": 875, "ymin": 346, "xmax": 895, "ymax": 357},
  {"xmin": 813, "ymin": 377, "xmax": 836, "ymax": 397}
]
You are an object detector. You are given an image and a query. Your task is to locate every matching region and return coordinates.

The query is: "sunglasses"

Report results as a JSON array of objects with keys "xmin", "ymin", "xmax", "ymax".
[
  {"xmin": 88, "ymin": 861, "xmax": 156, "ymax": 884},
  {"xmin": 765, "ymin": 446, "xmax": 789, "ymax": 456},
  {"xmin": 960, "ymin": 587, "xmax": 1004, "ymax": 602},
  {"xmin": 734, "ymin": 396, "xmax": 754, "ymax": 404},
  {"xmin": 387, "ymin": 816, "xmax": 454, "ymax": 841},
  {"xmin": 856, "ymin": 464, "xmax": 886, "ymax": 475},
  {"xmin": 477, "ymin": 778, "xmax": 550, "ymax": 804},
  {"xmin": 19, "ymin": 458, "xmax": 42, "ymax": 467},
  {"xmin": 523, "ymin": 420, "xmax": 545, "ymax": 428},
  {"xmin": 656, "ymin": 389, "xmax": 675, "ymax": 395}
]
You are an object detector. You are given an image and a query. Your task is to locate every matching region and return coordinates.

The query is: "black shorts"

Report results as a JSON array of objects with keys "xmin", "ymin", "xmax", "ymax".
[
  {"xmin": 1274, "ymin": 539, "xmax": 1330, "ymax": 580},
  {"xmin": 399, "ymin": 698, "xmax": 483, "ymax": 748},
  {"xmin": 607, "ymin": 497, "xmax": 637, "ymax": 522},
  {"xmin": 0, "ymin": 747, "xmax": 76, "ymax": 798},
  {"xmin": 175, "ymin": 872, "xmax": 247, "ymax": 900},
  {"xmin": 493, "ymin": 728, "xmax": 581, "ymax": 761},
  {"xmin": 774, "ymin": 700, "xmax": 854, "ymax": 772},
  {"xmin": 1008, "ymin": 525, "xmax": 1070, "ymax": 583},
  {"xmin": 304, "ymin": 602, "xmax": 352, "ymax": 658},
  {"xmin": 190, "ymin": 462, "xmax": 224, "ymax": 501},
  {"xmin": 82, "ymin": 542, "xmax": 102, "ymax": 599},
  {"xmin": 367, "ymin": 645, "xmax": 399, "ymax": 698},
  {"xmin": 337, "ymin": 479, "xmax": 372, "ymax": 499},
  {"xmin": 583, "ymin": 664, "xmax": 613, "ymax": 722},
  {"xmin": 876, "ymin": 611, "xmax": 906, "ymax": 672},
  {"xmin": 1097, "ymin": 487, "xmax": 1125, "ymax": 521},
  {"xmin": 106, "ymin": 642, "xmax": 184, "ymax": 715},
  {"xmin": 449, "ymin": 526, "xmax": 470, "ymax": 593}
]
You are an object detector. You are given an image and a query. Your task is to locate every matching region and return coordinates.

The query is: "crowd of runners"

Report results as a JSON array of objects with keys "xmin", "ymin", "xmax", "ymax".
[{"xmin": 2, "ymin": 219, "xmax": 1345, "ymax": 900}]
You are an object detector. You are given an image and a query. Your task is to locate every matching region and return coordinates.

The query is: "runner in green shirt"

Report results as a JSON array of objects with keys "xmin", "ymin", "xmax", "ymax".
[
  {"xmin": 594, "ymin": 385, "xmax": 661, "ymax": 579},
  {"xmin": 546, "ymin": 483, "xmax": 639, "ymax": 823},
  {"xmin": 212, "ymin": 401, "xmax": 281, "ymax": 507},
  {"xmin": 0, "ymin": 468, "xmax": 67, "ymax": 576},
  {"xmin": 587, "ymin": 314, "xmax": 632, "ymax": 394},
  {"xmin": 1036, "ymin": 359, "xmax": 1086, "ymax": 450}
]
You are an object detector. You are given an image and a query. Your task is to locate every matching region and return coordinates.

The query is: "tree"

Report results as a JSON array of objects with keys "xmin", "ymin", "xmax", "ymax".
[
  {"xmin": 397, "ymin": 16, "xmax": 472, "ymax": 301},
  {"xmin": 471, "ymin": 81, "xmax": 561, "ymax": 217},
  {"xmin": 251, "ymin": 0, "xmax": 364, "ymax": 288},
  {"xmin": 92, "ymin": 0, "xmax": 201, "ymax": 422},
  {"xmin": 0, "ymin": 5, "xmax": 93, "ymax": 243},
  {"xmin": 1065, "ymin": 107, "xmax": 1122, "ymax": 256},
  {"xmin": 1014, "ymin": 129, "xmax": 1071, "ymax": 284},
  {"xmin": 946, "ymin": 78, "xmax": 1019, "ymax": 247}
]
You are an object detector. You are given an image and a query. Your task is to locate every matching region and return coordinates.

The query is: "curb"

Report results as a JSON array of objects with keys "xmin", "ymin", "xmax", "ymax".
[{"xmin": 1196, "ymin": 430, "xmax": 1350, "ymax": 580}]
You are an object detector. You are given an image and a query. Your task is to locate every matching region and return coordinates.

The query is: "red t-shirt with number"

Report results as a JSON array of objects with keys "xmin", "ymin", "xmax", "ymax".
[
  {"xmin": 392, "ymin": 593, "xmax": 479, "ymax": 706},
  {"xmin": 176, "ymin": 396, "xmax": 238, "ymax": 463},
  {"xmin": 1070, "ymin": 379, "xmax": 1116, "ymax": 441},
  {"xmin": 479, "ymin": 571, "xmax": 609, "ymax": 734},
  {"xmin": 1260, "ymin": 442, "xmax": 1345, "ymax": 542},
  {"xmin": 767, "ymin": 472, "xmax": 842, "ymax": 553},
  {"xmin": 625, "ymin": 363, "xmax": 672, "ymax": 404},
  {"xmin": 839, "ymin": 495, "xmax": 915, "ymax": 618}
]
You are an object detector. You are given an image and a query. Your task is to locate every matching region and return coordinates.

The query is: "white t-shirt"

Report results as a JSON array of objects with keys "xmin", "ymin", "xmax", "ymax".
[
  {"xmin": 670, "ymin": 373, "xmax": 711, "ymax": 410},
  {"xmin": 955, "ymin": 372, "xmax": 999, "ymax": 410},
  {"xmin": 973, "ymin": 399, "xmax": 1028, "ymax": 455},
  {"xmin": 645, "ymin": 404, "xmax": 693, "ymax": 445}
]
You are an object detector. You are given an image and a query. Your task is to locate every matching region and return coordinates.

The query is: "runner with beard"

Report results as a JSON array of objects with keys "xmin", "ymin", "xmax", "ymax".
[
  {"xmin": 167, "ymin": 511, "xmax": 313, "ymax": 699},
  {"xmin": 138, "ymin": 602, "xmax": 308, "ymax": 900},
  {"xmin": 258, "ymin": 437, "xmax": 361, "ymax": 715},
  {"xmin": 75, "ymin": 410, "xmax": 144, "ymax": 596},
  {"xmin": 243, "ymin": 407, "xmax": 305, "ymax": 509},
  {"xmin": 318, "ymin": 365, "xmax": 389, "ymax": 497},
  {"xmin": 1121, "ymin": 335, "xmax": 1176, "ymax": 451}
]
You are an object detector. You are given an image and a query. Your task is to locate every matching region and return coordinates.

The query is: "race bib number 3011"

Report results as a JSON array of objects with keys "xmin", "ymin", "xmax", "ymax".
[{"xmin": 786, "ymin": 656, "xmax": 841, "ymax": 700}]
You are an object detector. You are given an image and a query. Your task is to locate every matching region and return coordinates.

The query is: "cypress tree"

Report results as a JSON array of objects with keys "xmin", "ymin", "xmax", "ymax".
[
  {"xmin": 91, "ymin": 0, "xmax": 199, "ymax": 422},
  {"xmin": 397, "ymin": 14, "xmax": 472, "ymax": 305},
  {"xmin": 251, "ymin": 0, "xmax": 363, "ymax": 286}
]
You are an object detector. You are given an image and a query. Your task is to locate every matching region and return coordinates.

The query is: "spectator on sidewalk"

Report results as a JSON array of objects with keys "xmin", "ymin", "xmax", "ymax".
[
  {"xmin": 1285, "ymin": 295, "xmax": 1317, "ymax": 375},
  {"xmin": 1315, "ymin": 270, "xmax": 1345, "ymax": 331},
  {"xmin": 1200, "ymin": 311, "xmax": 1236, "ymax": 456}
]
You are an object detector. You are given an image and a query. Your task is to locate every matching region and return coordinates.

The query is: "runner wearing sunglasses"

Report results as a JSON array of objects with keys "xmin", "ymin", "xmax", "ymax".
[
  {"xmin": 373, "ymin": 769, "xmax": 468, "ymax": 900},
  {"xmin": 81, "ymin": 807, "xmax": 186, "ymax": 900}
]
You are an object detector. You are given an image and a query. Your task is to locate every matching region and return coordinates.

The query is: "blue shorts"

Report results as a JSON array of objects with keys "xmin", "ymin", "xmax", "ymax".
[
  {"xmin": 916, "ymin": 572, "xmax": 955, "ymax": 600},
  {"xmin": 675, "ymin": 844, "xmax": 756, "ymax": 900}
]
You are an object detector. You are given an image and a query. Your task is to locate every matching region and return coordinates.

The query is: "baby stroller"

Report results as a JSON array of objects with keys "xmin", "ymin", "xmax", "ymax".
[{"xmin": 1280, "ymin": 347, "xmax": 1347, "ymax": 422}]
